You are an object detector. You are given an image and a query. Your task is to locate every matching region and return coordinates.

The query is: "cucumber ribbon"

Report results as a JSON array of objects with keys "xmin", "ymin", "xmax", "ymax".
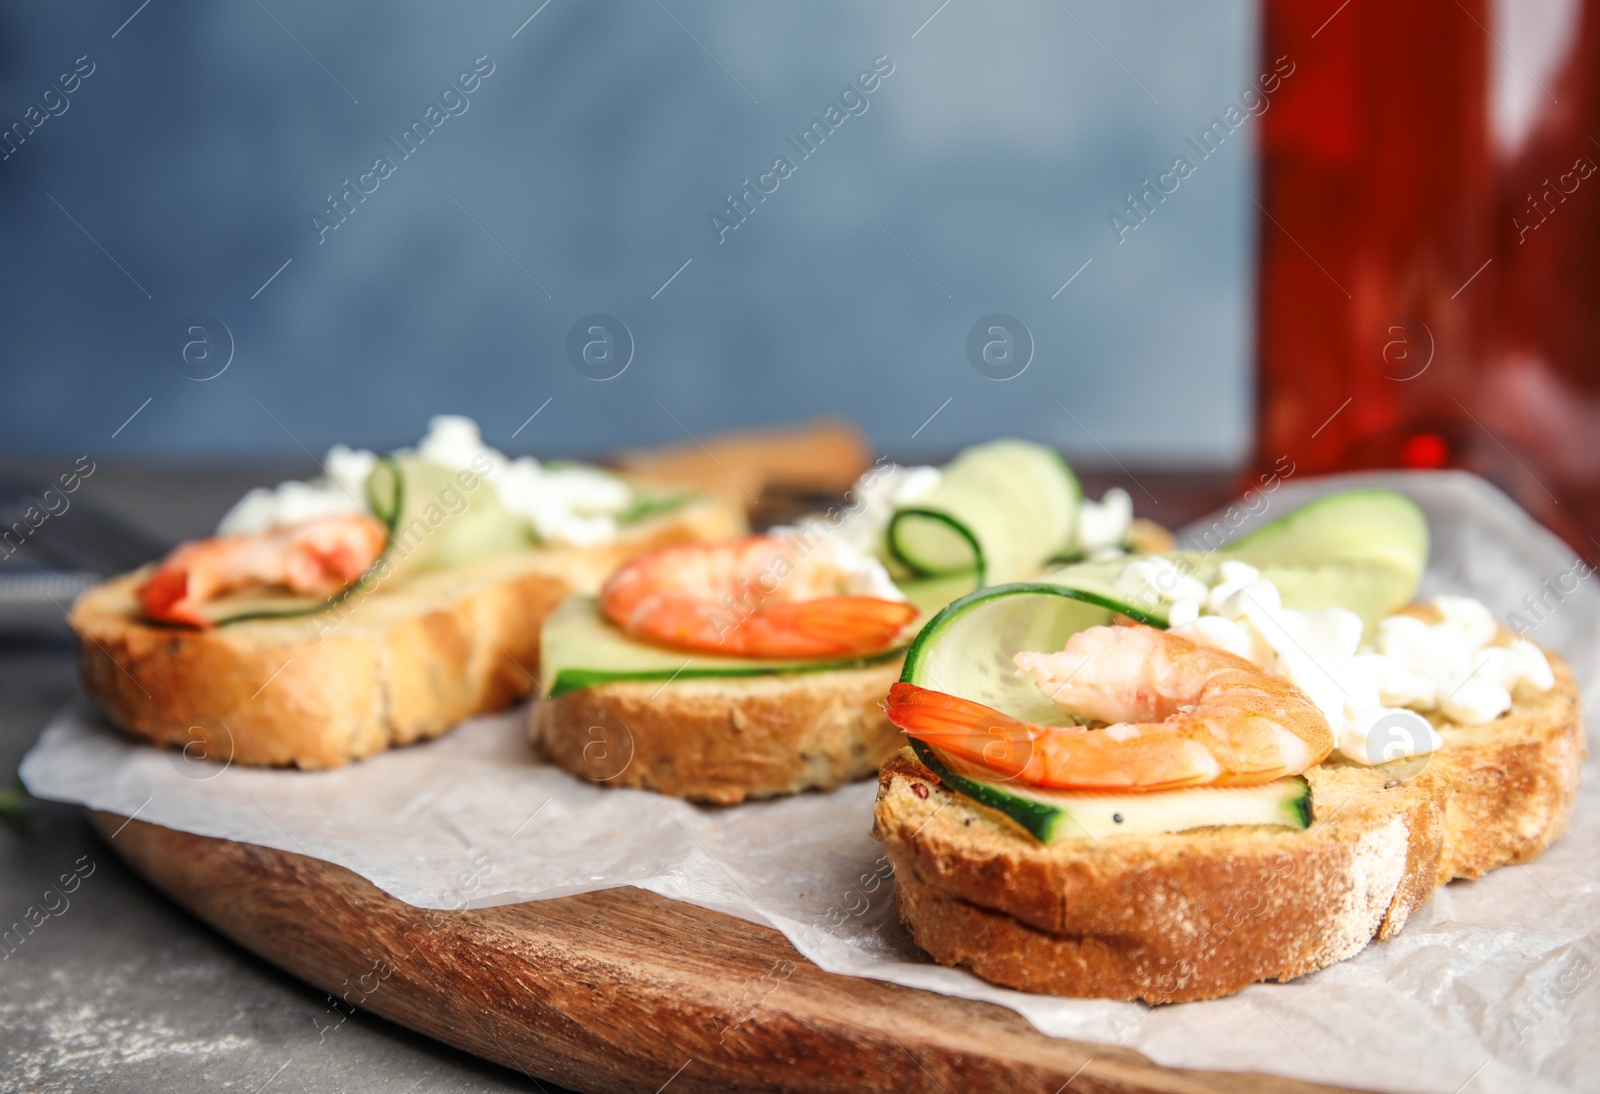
[
  {"xmin": 207, "ymin": 456, "xmax": 526, "ymax": 626},
  {"xmin": 898, "ymin": 489, "xmax": 1429, "ymax": 722},
  {"xmin": 885, "ymin": 440, "xmax": 1082, "ymax": 610}
]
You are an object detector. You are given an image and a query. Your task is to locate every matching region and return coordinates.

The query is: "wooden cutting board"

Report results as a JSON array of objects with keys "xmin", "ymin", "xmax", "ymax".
[{"xmin": 91, "ymin": 811, "xmax": 1365, "ymax": 1094}]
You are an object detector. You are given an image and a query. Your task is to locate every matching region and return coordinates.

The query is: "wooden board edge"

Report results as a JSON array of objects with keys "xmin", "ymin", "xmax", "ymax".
[{"xmin": 91, "ymin": 811, "xmax": 1363, "ymax": 1094}]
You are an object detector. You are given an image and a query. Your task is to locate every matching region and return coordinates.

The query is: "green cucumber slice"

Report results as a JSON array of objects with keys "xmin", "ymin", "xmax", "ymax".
[
  {"xmin": 1034, "ymin": 558, "xmax": 1158, "ymax": 617},
  {"xmin": 540, "ymin": 599, "xmax": 905, "ymax": 699},
  {"xmin": 900, "ymin": 581, "xmax": 1164, "ymax": 727},
  {"xmin": 1222, "ymin": 489, "xmax": 1427, "ymax": 591},
  {"xmin": 192, "ymin": 590, "xmax": 335, "ymax": 625},
  {"xmin": 614, "ymin": 490, "xmax": 696, "ymax": 526},
  {"xmin": 1240, "ymin": 560, "xmax": 1418, "ymax": 636},
  {"xmin": 896, "ymin": 571, "xmax": 988, "ymax": 618},
  {"xmin": 1043, "ymin": 551, "xmax": 1422, "ymax": 638},
  {"xmin": 886, "ymin": 440, "xmax": 1080, "ymax": 590},
  {"xmin": 911, "ymin": 740, "xmax": 1311, "ymax": 841},
  {"xmin": 898, "ymin": 544, "xmax": 1421, "ymax": 731},
  {"xmin": 371, "ymin": 455, "xmax": 528, "ymax": 572},
  {"xmin": 204, "ymin": 456, "xmax": 528, "ymax": 626}
]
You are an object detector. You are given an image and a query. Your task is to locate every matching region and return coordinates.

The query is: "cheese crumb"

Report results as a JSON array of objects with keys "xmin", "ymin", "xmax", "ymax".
[
  {"xmin": 1338, "ymin": 707, "xmax": 1442, "ymax": 767},
  {"xmin": 217, "ymin": 415, "xmax": 636, "ymax": 547},
  {"xmin": 1078, "ymin": 488, "xmax": 1134, "ymax": 552},
  {"xmin": 1163, "ymin": 564, "xmax": 1554, "ymax": 765}
]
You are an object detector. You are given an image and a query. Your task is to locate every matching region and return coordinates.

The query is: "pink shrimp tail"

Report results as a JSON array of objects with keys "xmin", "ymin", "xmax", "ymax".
[
  {"xmin": 883, "ymin": 682, "xmax": 1039, "ymax": 782},
  {"xmin": 885, "ymin": 681, "xmax": 1231, "ymax": 790},
  {"xmin": 599, "ymin": 535, "xmax": 919, "ymax": 658},
  {"xmin": 742, "ymin": 597, "xmax": 919, "ymax": 658},
  {"xmin": 137, "ymin": 513, "xmax": 387, "ymax": 628}
]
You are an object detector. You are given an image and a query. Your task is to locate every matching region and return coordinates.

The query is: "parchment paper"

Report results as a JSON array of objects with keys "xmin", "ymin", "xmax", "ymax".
[{"xmin": 22, "ymin": 472, "xmax": 1600, "ymax": 1094}]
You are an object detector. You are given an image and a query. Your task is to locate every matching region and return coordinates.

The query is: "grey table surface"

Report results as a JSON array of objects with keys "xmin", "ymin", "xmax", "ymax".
[{"xmin": 0, "ymin": 460, "xmax": 1235, "ymax": 1094}]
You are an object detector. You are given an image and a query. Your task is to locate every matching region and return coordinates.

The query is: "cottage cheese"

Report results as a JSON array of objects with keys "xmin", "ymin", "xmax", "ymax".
[
  {"xmin": 831, "ymin": 462, "xmax": 942, "ymax": 555},
  {"xmin": 767, "ymin": 523, "xmax": 907, "ymax": 603},
  {"xmin": 216, "ymin": 415, "xmax": 636, "ymax": 547},
  {"xmin": 827, "ymin": 536, "xmax": 906, "ymax": 601},
  {"xmin": 1078, "ymin": 487, "xmax": 1134, "ymax": 555},
  {"xmin": 767, "ymin": 460, "xmax": 936, "ymax": 603},
  {"xmin": 1117, "ymin": 557, "xmax": 1554, "ymax": 765},
  {"xmin": 218, "ymin": 445, "xmax": 376, "ymax": 534},
  {"xmin": 831, "ymin": 463, "xmax": 1131, "ymax": 564},
  {"xmin": 1114, "ymin": 556, "xmax": 1209, "ymax": 612}
]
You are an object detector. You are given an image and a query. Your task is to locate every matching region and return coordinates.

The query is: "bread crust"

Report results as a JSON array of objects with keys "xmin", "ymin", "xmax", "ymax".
[
  {"xmin": 532, "ymin": 660, "xmax": 905, "ymax": 804},
  {"xmin": 873, "ymin": 650, "xmax": 1583, "ymax": 1002},
  {"xmin": 72, "ymin": 500, "xmax": 744, "ymax": 769},
  {"xmin": 1432, "ymin": 668, "xmax": 1584, "ymax": 879}
]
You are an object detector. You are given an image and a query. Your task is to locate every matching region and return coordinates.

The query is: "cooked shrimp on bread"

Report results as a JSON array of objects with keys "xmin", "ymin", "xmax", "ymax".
[
  {"xmin": 599, "ymin": 534, "xmax": 918, "ymax": 658},
  {"xmin": 137, "ymin": 513, "xmax": 387, "ymax": 628},
  {"xmin": 885, "ymin": 624, "xmax": 1333, "ymax": 790}
]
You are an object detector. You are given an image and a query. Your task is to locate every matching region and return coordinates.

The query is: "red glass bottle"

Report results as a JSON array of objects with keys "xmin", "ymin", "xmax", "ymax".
[{"xmin": 1255, "ymin": 0, "xmax": 1600, "ymax": 553}]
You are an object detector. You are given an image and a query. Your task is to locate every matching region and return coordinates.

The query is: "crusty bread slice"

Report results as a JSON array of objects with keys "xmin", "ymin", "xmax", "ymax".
[
  {"xmin": 1430, "ymin": 676, "xmax": 1585, "ymax": 880},
  {"xmin": 873, "ymin": 649, "xmax": 1582, "ymax": 1003},
  {"xmin": 532, "ymin": 659, "xmax": 904, "ymax": 804},
  {"xmin": 528, "ymin": 517, "xmax": 1180, "ymax": 805},
  {"xmin": 72, "ymin": 499, "xmax": 744, "ymax": 770}
]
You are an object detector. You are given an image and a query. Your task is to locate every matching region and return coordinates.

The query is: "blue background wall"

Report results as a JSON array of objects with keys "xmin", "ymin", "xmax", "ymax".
[{"xmin": 0, "ymin": 0, "xmax": 1257, "ymax": 462}]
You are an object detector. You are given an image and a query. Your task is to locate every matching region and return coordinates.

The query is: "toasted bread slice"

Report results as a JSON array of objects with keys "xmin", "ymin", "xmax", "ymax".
[
  {"xmin": 532, "ymin": 659, "xmax": 904, "ymax": 804},
  {"xmin": 529, "ymin": 515, "xmax": 1180, "ymax": 804},
  {"xmin": 1428, "ymin": 674, "xmax": 1585, "ymax": 880},
  {"xmin": 72, "ymin": 500, "xmax": 744, "ymax": 769},
  {"xmin": 873, "ymin": 649, "xmax": 1582, "ymax": 1003}
]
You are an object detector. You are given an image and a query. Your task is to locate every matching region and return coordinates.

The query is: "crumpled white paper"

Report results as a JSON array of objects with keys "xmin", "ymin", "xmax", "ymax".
[{"xmin": 22, "ymin": 471, "xmax": 1600, "ymax": 1094}]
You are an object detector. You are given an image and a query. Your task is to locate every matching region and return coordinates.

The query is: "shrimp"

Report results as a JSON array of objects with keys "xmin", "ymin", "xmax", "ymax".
[
  {"xmin": 884, "ymin": 624, "xmax": 1333, "ymax": 790},
  {"xmin": 599, "ymin": 534, "xmax": 918, "ymax": 658},
  {"xmin": 137, "ymin": 513, "xmax": 387, "ymax": 627}
]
